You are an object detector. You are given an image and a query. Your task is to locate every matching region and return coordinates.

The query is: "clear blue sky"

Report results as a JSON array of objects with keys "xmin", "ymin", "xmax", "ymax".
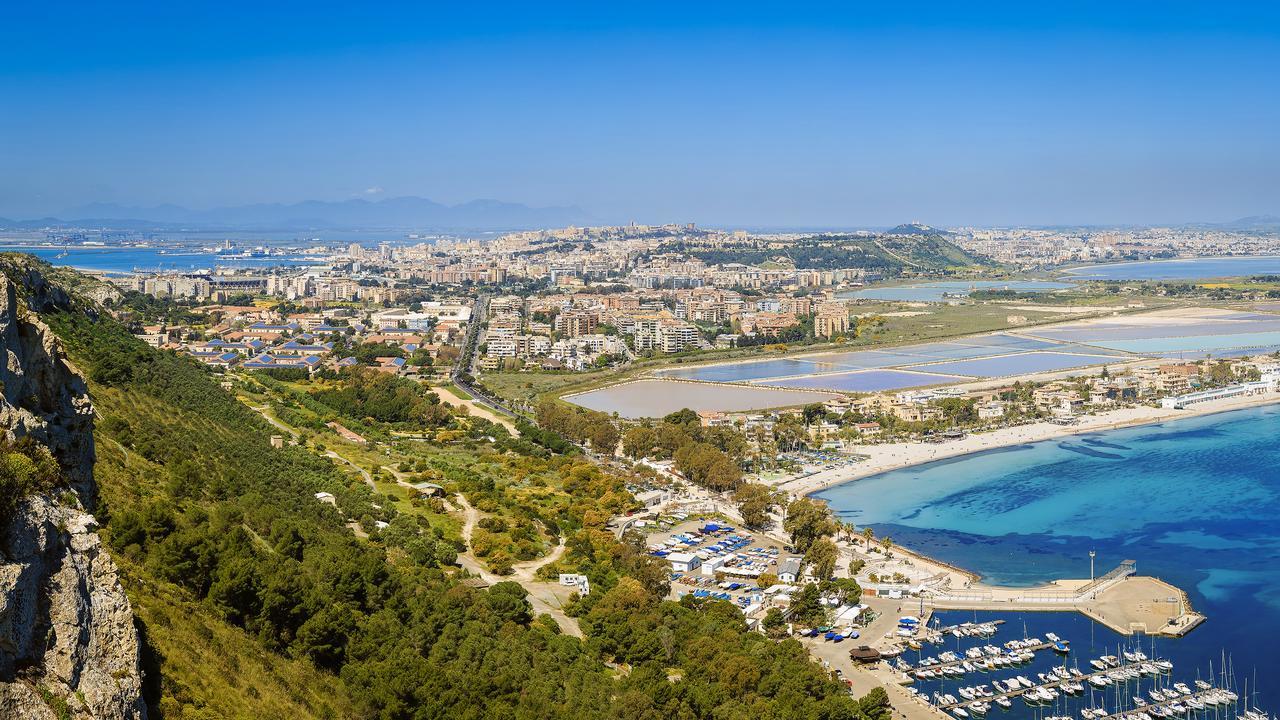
[{"xmin": 2, "ymin": 1, "xmax": 1278, "ymax": 227}]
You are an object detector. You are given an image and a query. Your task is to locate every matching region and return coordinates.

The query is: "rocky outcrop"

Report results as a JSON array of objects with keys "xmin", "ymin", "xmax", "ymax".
[{"xmin": 0, "ymin": 268, "xmax": 146, "ymax": 719}]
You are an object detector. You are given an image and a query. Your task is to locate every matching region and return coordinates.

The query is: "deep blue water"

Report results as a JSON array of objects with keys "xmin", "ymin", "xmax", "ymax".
[
  {"xmin": 1064, "ymin": 256, "xmax": 1280, "ymax": 281},
  {"xmin": 0, "ymin": 245, "xmax": 324, "ymax": 272},
  {"xmin": 817, "ymin": 405, "xmax": 1280, "ymax": 711}
]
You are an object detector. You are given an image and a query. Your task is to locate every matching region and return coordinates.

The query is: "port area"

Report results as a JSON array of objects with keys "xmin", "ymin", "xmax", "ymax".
[{"xmin": 924, "ymin": 574, "xmax": 1204, "ymax": 639}]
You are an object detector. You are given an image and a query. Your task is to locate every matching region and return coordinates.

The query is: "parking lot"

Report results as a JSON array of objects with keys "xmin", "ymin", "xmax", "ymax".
[{"xmin": 644, "ymin": 518, "xmax": 789, "ymax": 608}]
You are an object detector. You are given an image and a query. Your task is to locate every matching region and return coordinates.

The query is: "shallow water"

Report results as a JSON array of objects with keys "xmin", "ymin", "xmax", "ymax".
[
  {"xmin": 817, "ymin": 405, "xmax": 1280, "ymax": 711},
  {"xmin": 1064, "ymin": 256, "xmax": 1280, "ymax": 281},
  {"xmin": 563, "ymin": 378, "xmax": 836, "ymax": 418},
  {"xmin": 0, "ymin": 244, "xmax": 324, "ymax": 272}
]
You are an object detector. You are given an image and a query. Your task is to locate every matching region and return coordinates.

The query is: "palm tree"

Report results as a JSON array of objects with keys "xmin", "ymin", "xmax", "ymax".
[
  {"xmin": 881, "ymin": 536, "xmax": 894, "ymax": 558},
  {"xmin": 861, "ymin": 526, "xmax": 874, "ymax": 550}
]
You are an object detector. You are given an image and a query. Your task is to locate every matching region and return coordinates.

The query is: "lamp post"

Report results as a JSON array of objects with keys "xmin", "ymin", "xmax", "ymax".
[{"xmin": 1089, "ymin": 550, "xmax": 1096, "ymax": 584}]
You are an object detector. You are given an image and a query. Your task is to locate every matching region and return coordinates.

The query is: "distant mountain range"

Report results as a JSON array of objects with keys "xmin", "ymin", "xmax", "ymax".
[
  {"xmin": 1212, "ymin": 215, "xmax": 1280, "ymax": 231},
  {"xmin": 0, "ymin": 196, "xmax": 595, "ymax": 232}
]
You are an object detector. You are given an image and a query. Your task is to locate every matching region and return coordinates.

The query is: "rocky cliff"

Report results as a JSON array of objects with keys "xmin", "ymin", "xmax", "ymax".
[{"xmin": 0, "ymin": 266, "xmax": 146, "ymax": 719}]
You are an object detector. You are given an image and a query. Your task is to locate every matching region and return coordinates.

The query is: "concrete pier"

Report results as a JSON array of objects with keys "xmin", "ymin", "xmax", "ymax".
[{"xmin": 924, "ymin": 575, "xmax": 1203, "ymax": 637}]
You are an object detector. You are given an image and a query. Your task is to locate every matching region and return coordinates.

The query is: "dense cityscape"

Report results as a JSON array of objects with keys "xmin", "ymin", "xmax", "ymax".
[{"xmin": 4, "ymin": 4, "xmax": 1280, "ymax": 720}]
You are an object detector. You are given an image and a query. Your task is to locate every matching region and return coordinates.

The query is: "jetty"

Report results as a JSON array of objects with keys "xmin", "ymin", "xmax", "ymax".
[{"xmin": 923, "ymin": 562, "xmax": 1205, "ymax": 637}]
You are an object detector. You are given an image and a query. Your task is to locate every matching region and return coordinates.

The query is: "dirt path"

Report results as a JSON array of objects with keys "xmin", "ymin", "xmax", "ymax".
[
  {"xmin": 431, "ymin": 383, "xmax": 518, "ymax": 434},
  {"xmin": 325, "ymin": 450, "xmax": 375, "ymax": 489},
  {"xmin": 239, "ymin": 399, "xmax": 301, "ymax": 441},
  {"xmin": 453, "ymin": 493, "xmax": 582, "ymax": 636}
]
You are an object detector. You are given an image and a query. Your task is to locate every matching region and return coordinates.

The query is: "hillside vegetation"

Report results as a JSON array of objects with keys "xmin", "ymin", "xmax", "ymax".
[
  {"xmin": 660, "ymin": 233, "xmax": 991, "ymax": 272},
  {"xmin": 18, "ymin": 257, "xmax": 892, "ymax": 720}
]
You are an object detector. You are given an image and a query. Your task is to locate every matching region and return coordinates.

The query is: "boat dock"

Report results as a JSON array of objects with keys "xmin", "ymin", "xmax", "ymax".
[
  {"xmin": 934, "ymin": 659, "xmax": 1170, "ymax": 710},
  {"xmin": 926, "ymin": 619, "xmax": 1006, "ymax": 639},
  {"xmin": 909, "ymin": 641, "xmax": 1053, "ymax": 676},
  {"xmin": 1092, "ymin": 687, "xmax": 1239, "ymax": 720}
]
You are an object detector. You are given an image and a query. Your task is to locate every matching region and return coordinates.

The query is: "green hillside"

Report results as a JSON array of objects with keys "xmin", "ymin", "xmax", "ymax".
[
  {"xmin": 668, "ymin": 233, "xmax": 992, "ymax": 273},
  {"xmin": 12, "ymin": 256, "xmax": 892, "ymax": 720}
]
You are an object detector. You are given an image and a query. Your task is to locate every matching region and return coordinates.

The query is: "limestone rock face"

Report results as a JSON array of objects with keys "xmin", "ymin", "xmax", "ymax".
[{"xmin": 0, "ymin": 268, "xmax": 146, "ymax": 719}]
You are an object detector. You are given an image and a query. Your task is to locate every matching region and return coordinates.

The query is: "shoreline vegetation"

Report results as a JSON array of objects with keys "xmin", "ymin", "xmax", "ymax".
[{"xmin": 783, "ymin": 390, "xmax": 1280, "ymax": 593}]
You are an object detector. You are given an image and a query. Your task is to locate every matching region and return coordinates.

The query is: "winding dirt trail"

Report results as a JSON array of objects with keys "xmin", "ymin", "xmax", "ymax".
[{"xmin": 453, "ymin": 493, "xmax": 581, "ymax": 636}]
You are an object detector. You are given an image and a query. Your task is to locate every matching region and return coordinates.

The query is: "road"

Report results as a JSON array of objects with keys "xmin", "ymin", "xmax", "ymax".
[
  {"xmin": 451, "ymin": 293, "xmax": 527, "ymax": 423},
  {"xmin": 803, "ymin": 595, "xmax": 946, "ymax": 720}
]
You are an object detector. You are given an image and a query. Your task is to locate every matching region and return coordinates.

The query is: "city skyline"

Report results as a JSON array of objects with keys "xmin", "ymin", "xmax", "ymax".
[{"xmin": 3, "ymin": 2, "xmax": 1278, "ymax": 227}]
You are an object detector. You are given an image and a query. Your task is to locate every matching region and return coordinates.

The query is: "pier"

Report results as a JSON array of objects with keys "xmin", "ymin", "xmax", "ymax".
[
  {"xmin": 925, "ymin": 619, "xmax": 1006, "ymax": 640},
  {"xmin": 924, "ymin": 565, "xmax": 1204, "ymax": 638},
  {"xmin": 933, "ymin": 658, "xmax": 1171, "ymax": 710},
  {"xmin": 1094, "ymin": 687, "xmax": 1239, "ymax": 720},
  {"xmin": 908, "ymin": 640, "xmax": 1054, "ymax": 678}
]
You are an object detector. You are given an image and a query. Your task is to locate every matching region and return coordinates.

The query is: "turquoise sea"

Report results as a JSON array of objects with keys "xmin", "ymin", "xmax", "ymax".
[{"xmin": 816, "ymin": 405, "xmax": 1280, "ymax": 712}]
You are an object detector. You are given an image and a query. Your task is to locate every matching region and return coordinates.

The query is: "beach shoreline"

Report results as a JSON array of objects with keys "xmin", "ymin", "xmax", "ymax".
[
  {"xmin": 774, "ymin": 389, "xmax": 1280, "ymax": 599},
  {"xmin": 779, "ymin": 390, "xmax": 1280, "ymax": 500}
]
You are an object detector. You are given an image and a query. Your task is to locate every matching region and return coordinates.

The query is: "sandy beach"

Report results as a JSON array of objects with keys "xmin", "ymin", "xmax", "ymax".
[{"xmin": 778, "ymin": 390, "xmax": 1280, "ymax": 499}]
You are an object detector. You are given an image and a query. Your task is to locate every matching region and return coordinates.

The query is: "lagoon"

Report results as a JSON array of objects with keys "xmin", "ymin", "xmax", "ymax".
[
  {"xmin": 563, "ymin": 379, "xmax": 837, "ymax": 418},
  {"xmin": 0, "ymin": 244, "xmax": 324, "ymax": 272},
  {"xmin": 1064, "ymin": 256, "xmax": 1280, "ymax": 281},
  {"xmin": 817, "ymin": 405, "xmax": 1280, "ymax": 712}
]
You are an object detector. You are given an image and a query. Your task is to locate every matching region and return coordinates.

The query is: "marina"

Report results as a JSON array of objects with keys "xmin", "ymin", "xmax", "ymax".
[
  {"xmin": 881, "ymin": 611, "xmax": 1263, "ymax": 720},
  {"xmin": 818, "ymin": 405, "xmax": 1280, "ymax": 715}
]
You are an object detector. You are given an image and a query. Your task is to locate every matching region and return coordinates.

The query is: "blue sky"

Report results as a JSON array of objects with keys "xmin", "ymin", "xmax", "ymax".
[{"xmin": 2, "ymin": 1, "xmax": 1278, "ymax": 226}]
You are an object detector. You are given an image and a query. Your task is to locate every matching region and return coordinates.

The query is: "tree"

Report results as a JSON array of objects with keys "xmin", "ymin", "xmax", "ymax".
[
  {"xmin": 861, "ymin": 527, "xmax": 874, "ymax": 550},
  {"xmin": 805, "ymin": 537, "xmax": 838, "ymax": 581},
  {"xmin": 802, "ymin": 403, "xmax": 827, "ymax": 425},
  {"xmin": 673, "ymin": 442, "xmax": 741, "ymax": 491},
  {"xmin": 826, "ymin": 577, "xmax": 863, "ymax": 606},
  {"xmin": 662, "ymin": 408, "xmax": 699, "ymax": 426},
  {"xmin": 621, "ymin": 426, "xmax": 658, "ymax": 459},
  {"xmin": 761, "ymin": 608, "xmax": 788, "ymax": 638},
  {"xmin": 733, "ymin": 483, "xmax": 775, "ymax": 529},
  {"xmin": 789, "ymin": 583, "xmax": 826, "ymax": 627},
  {"xmin": 783, "ymin": 498, "xmax": 837, "ymax": 553},
  {"xmin": 937, "ymin": 397, "xmax": 977, "ymax": 425},
  {"xmin": 586, "ymin": 420, "xmax": 620, "ymax": 455}
]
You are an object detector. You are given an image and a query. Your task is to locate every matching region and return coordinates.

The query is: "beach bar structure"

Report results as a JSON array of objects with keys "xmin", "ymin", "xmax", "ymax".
[{"xmin": 1160, "ymin": 380, "xmax": 1273, "ymax": 409}]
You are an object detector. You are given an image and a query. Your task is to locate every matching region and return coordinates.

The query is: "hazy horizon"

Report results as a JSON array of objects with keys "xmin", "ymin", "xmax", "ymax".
[{"xmin": 3, "ymin": 2, "xmax": 1278, "ymax": 227}]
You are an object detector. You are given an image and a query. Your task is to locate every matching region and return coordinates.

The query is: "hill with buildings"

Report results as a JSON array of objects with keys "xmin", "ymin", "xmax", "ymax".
[
  {"xmin": 0, "ymin": 254, "xmax": 890, "ymax": 720},
  {"xmin": 671, "ymin": 232, "xmax": 993, "ymax": 273}
]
